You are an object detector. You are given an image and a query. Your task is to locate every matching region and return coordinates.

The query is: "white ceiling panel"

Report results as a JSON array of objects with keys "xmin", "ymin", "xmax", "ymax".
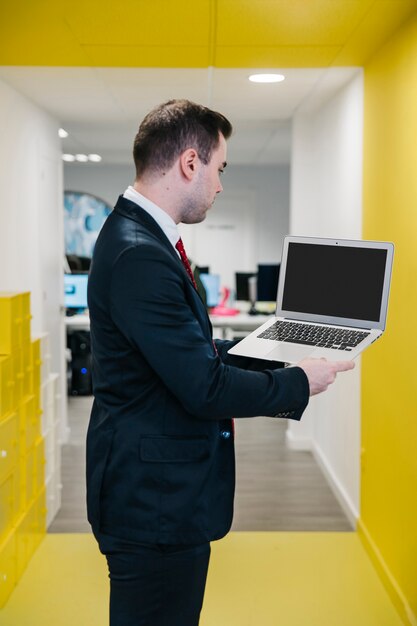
[{"xmin": 0, "ymin": 66, "xmax": 360, "ymax": 164}]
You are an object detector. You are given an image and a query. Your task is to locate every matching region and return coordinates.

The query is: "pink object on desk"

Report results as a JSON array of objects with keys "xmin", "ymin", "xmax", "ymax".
[
  {"xmin": 210, "ymin": 286, "xmax": 240, "ymax": 316},
  {"xmin": 210, "ymin": 306, "xmax": 240, "ymax": 316}
]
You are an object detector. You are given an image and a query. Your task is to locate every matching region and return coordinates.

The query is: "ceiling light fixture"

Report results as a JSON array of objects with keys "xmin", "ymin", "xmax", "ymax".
[
  {"xmin": 62, "ymin": 153, "xmax": 103, "ymax": 163},
  {"xmin": 249, "ymin": 73, "xmax": 285, "ymax": 84},
  {"xmin": 58, "ymin": 128, "xmax": 69, "ymax": 138}
]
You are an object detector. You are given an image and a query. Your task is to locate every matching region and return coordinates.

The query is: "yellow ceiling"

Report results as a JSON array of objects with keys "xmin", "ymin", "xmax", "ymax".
[{"xmin": 0, "ymin": 0, "xmax": 416, "ymax": 68}]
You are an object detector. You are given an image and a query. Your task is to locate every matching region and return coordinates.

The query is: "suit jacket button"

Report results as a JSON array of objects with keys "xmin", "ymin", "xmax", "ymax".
[{"xmin": 221, "ymin": 430, "xmax": 231, "ymax": 439}]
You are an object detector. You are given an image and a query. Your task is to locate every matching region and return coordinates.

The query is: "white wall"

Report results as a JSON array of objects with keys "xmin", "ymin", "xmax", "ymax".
[
  {"xmin": 182, "ymin": 165, "xmax": 290, "ymax": 294},
  {"xmin": 64, "ymin": 162, "xmax": 291, "ymax": 295},
  {"xmin": 0, "ymin": 77, "xmax": 67, "ymax": 436},
  {"xmin": 218, "ymin": 165, "xmax": 290, "ymax": 266},
  {"xmin": 64, "ymin": 163, "xmax": 135, "ymax": 209},
  {"xmin": 288, "ymin": 70, "xmax": 364, "ymax": 525}
]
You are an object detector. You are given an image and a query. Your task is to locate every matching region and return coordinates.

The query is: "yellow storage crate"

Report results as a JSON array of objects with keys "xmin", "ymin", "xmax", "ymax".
[
  {"xmin": 22, "ymin": 341, "xmax": 32, "ymax": 398},
  {"xmin": 20, "ymin": 293, "xmax": 31, "ymax": 345},
  {"xmin": 23, "ymin": 446, "xmax": 36, "ymax": 508},
  {"xmin": 0, "ymin": 473, "xmax": 16, "ymax": 541},
  {"xmin": 15, "ymin": 487, "xmax": 46, "ymax": 579},
  {"xmin": 0, "ymin": 356, "xmax": 14, "ymax": 419},
  {"xmin": 15, "ymin": 507, "xmax": 31, "ymax": 581},
  {"xmin": 0, "ymin": 293, "xmax": 22, "ymax": 355},
  {"xmin": 0, "ymin": 530, "xmax": 16, "ymax": 609},
  {"xmin": 34, "ymin": 436, "xmax": 45, "ymax": 497},
  {"xmin": 13, "ymin": 456, "xmax": 24, "ymax": 519},
  {"xmin": 12, "ymin": 349, "xmax": 25, "ymax": 410},
  {"xmin": 0, "ymin": 292, "xmax": 49, "ymax": 607},
  {"xmin": 0, "ymin": 413, "xmax": 18, "ymax": 485},
  {"xmin": 19, "ymin": 395, "xmax": 40, "ymax": 454},
  {"xmin": 15, "ymin": 514, "xmax": 26, "ymax": 581},
  {"xmin": 26, "ymin": 489, "xmax": 45, "ymax": 562}
]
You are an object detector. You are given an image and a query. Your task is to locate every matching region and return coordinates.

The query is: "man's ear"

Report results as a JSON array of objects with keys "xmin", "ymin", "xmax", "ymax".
[{"xmin": 179, "ymin": 148, "xmax": 199, "ymax": 181}]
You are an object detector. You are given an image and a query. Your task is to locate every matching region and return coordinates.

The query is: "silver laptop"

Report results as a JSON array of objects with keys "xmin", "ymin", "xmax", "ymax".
[{"xmin": 228, "ymin": 236, "xmax": 394, "ymax": 363}]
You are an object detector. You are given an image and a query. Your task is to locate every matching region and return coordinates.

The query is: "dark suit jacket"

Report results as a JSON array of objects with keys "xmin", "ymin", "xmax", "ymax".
[{"xmin": 86, "ymin": 195, "xmax": 309, "ymax": 545}]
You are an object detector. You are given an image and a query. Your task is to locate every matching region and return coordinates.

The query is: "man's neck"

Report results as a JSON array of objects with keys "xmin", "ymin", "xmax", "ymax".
[{"xmin": 133, "ymin": 179, "xmax": 180, "ymax": 224}]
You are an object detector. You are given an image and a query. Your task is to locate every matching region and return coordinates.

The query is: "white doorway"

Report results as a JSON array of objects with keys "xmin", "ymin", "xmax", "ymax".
[{"xmin": 179, "ymin": 190, "xmax": 257, "ymax": 295}]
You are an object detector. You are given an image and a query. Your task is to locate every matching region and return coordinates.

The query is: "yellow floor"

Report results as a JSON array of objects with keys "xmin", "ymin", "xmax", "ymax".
[{"xmin": 0, "ymin": 532, "xmax": 403, "ymax": 626}]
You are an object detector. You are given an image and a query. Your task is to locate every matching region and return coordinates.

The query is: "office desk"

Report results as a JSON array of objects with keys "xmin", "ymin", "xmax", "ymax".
[
  {"xmin": 65, "ymin": 312, "xmax": 271, "ymax": 339},
  {"xmin": 65, "ymin": 311, "xmax": 270, "ymax": 394},
  {"xmin": 209, "ymin": 313, "xmax": 272, "ymax": 339},
  {"xmin": 65, "ymin": 313, "xmax": 90, "ymax": 331}
]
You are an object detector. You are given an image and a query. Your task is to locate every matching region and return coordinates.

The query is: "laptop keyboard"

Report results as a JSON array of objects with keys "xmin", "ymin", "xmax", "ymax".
[{"xmin": 258, "ymin": 320, "xmax": 370, "ymax": 351}]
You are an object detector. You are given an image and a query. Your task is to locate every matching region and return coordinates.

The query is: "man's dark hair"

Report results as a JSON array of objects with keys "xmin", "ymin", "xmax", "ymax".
[{"xmin": 133, "ymin": 99, "xmax": 232, "ymax": 179}]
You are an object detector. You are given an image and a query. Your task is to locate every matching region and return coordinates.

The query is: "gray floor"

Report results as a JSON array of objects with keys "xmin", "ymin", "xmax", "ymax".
[{"xmin": 49, "ymin": 396, "xmax": 352, "ymax": 533}]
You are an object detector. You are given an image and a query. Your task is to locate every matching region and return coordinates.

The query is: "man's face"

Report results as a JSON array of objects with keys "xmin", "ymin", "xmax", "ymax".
[{"xmin": 181, "ymin": 134, "xmax": 227, "ymax": 224}]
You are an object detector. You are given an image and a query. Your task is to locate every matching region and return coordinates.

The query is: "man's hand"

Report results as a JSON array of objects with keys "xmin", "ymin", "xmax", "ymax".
[{"xmin": 297, "ymin": 357, "xmax": 355, "ymax": 396}]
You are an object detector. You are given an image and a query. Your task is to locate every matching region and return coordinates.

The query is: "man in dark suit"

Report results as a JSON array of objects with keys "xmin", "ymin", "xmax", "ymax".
[{"xmin": 86, "ymin": 99, "xmax": 354, "ymax": 626}]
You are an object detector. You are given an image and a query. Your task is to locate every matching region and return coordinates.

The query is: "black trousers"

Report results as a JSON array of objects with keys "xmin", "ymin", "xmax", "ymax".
[{"xmin": 99, "ymin": 535, "xmax": 211, "ymax": 626}]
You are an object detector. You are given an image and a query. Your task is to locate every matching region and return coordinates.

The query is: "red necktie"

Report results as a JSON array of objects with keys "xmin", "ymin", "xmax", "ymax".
[
  {"xmin": 176, "ymin": 237, "xmax": 234, "ymax": 436},
  {"xmin": 176, "ymin": 238, "xmax": 198, "ymax": 290}
]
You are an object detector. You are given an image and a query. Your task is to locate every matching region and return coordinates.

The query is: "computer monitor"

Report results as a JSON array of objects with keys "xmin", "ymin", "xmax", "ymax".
[
  {"xmin": 235, "ymin": 272, "xmax": 257, "ymax": 301},
  {"xmin": 199, "ymin": 273, "xmax": 220, "ymax": 307},
  {"xmin": 256, "ymin": 264, "xmax": 280, "ymax": 301},
  {"xmin": 64, "ymin": 273, "xmax": 88, "ymax": 310}
]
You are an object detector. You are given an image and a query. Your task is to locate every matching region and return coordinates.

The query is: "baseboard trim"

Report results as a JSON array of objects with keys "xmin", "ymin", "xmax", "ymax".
[
  {"xmin": 285, "ymin": 428, "xmax": 312, "ymax": 451},
  {"xmin": 357, "ymin": 519, "xmax": 416, "ymax": 626},
  {"xmin": 311, "ymin": 443, "xmax": 359, "ymax": 529}
]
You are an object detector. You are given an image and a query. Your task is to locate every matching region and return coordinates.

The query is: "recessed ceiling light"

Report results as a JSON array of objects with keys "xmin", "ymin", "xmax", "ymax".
[
  {"xmin": 88, "ymin": 154, "xmax": 102, "ymax": 162},
  {"xmin": 62, "ymin": 154, "xmax": 75, "ymax": 162},
  {"xmin": 75, "ymin": 154, "xmax": 88, "ymax": 162},
  {"xmin": 58, "ymin": 128, "xmax": 69, "ymax": 138},
  {"xmin": 249, "ymin": 73, "xmax": 285, "ymax": 84}
]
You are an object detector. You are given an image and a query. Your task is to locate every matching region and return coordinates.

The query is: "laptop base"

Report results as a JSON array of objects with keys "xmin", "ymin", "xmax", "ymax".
[{"xmin": 228, "ymin": 317, "xmax": 381, "ymax": 364}]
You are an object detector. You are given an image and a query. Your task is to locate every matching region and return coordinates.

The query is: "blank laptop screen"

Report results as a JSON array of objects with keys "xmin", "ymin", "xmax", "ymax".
[{"xmin": 281, "ymin": 243, "xmax": 387, "ymax": 322}]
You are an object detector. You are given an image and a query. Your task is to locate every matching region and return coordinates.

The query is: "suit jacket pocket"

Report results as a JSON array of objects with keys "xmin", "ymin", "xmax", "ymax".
[
  {"xmin": 140, "ymin": 436, "xmax": 209, "ymax": 463},
  {"xmin": 86, "ymin": 427, "xmax": 115, "ymax": 526}
]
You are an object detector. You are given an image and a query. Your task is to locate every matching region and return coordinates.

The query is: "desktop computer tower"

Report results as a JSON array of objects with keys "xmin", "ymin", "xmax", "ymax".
[{"xmin": 68, "ymin": 330, "xmax": 93, "ymax": 395}]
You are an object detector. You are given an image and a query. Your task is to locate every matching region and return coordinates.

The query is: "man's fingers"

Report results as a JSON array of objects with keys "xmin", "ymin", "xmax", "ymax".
[{"xmin": 334, "ymin": 360, "xmax": 355, "ymax": 372}]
